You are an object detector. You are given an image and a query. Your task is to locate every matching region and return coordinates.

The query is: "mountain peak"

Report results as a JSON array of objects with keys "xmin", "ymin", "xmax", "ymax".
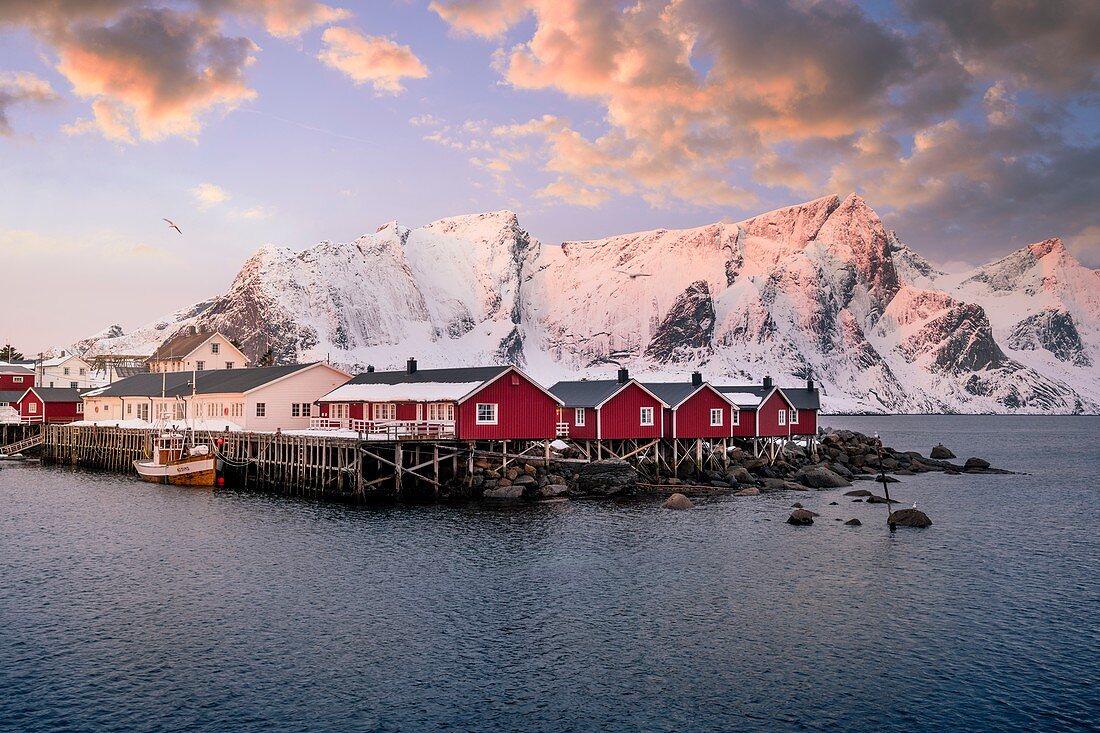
[{"xmin": 1028, "ymin": 237, "xmax": 1065, "ymax": 259}]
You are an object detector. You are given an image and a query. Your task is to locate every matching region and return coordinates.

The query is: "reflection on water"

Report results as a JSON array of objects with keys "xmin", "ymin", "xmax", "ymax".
[{"xmin": 1, "ymin": 416, "xmax": 1097, "ymax": 732}]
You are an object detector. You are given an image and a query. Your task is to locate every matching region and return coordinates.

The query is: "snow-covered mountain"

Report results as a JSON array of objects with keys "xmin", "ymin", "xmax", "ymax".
[{"xmin": 77, "ymin": 195, "xmax": 1100, "ymax": 413}]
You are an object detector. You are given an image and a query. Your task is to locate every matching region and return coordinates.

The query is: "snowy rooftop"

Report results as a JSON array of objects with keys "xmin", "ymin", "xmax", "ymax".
[
  {"xmin": 319, "ymin": 381, "xmax": 485, "ymax": 403},
  {"xmin": 721, "ymin": 392, "xmax": 763, "ymax": 407}
]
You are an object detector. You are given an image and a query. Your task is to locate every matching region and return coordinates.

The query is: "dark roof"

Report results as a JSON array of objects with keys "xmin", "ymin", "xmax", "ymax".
[
  {"xmin": 345, "ymin": 365, "xmax": 510, "ymax": 385},
  {"xmin": 0, "ymin": 390, "xmax": 25, "ymax": 403},
  {"xmin": 113, "ymin": 365, "xmax": 146, "ymax": 379},
  {"xmin": 0, "ymin": 364, "xmax": 34, "ymax": 375},
  {"xmin": 782, "ymin": 387, "xmax": 821, "ymax": 410},
  {"xmin": 30, "ymin": 387, "xmax": 83, "ymax": 403},
  {"xmin": 642, "ymin": 382, "xmax": 700, "ymax": 408},
  {"xmin": 147, "ymin": 330, "xmax": 214, "ymax": 362},
  {"xmin": 548, "ymin": 379, "xmax": 629, "ymax": 407},
  {"xmin": 90, "ymin": 364, "xmax": 321, "ymax": 398}
]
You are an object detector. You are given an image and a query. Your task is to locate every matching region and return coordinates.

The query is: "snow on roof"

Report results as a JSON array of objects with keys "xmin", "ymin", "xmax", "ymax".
[
  {"xmin": 320, "ymin": 381, "xmax": 485, "ymax": 403},
  {"xmin": 721, "ymin": 391, "xmax": 763, "ymax": 407}
]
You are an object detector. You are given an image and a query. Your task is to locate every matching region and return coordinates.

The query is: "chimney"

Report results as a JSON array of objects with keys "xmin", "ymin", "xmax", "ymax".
[
  {"xmin": 367, "ymin": 365, "xmax": 375, "ymax": 373},
  {"xmin": 407, "ymin": 357, "xmax": 417, "ymax": 374},
  {"xmin": 691, "ymin": 371, "xmax": 702, "ymax": 387},
  {"xmin": 189, "ymin": 325, "xmax": 197, "ymax": 335},
  {"xmin": 807, "ymin": 378, "xmax": 815, "ymax": 391},
  {"xmin": 763, "ymin": 375, "xmax": 773, "ymax": 389},
  {"xmin": 617, "ymin": 367, "xmax": 629, "ymax": 384}
]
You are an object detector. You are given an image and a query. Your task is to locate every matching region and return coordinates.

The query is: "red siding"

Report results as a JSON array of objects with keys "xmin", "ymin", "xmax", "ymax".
[
  {"xmin": 731, "ymin": 408, "xmax": 756, "ymax": 437},
  {"xmin": 755, "ymin": 390, "xmax": 795, "ymax": 437},
  {"xmin": 0, "ymin": 374, "xmax": 31, "ymax": 390},
  {"xmin": 597, "ymin": 383, "xmax": 663, "ymax": 440},
  {"xmin": 792, "ymin": 408, "xmax": 817, "ymax": 436},
  {"xmin": 457, "ymin": 370, "xmax": 558, "ymax": 440},
  {"xmin": 18, "ymin": 393, "xmax": 83, "ymax": 424},
  {"xmin": 558, "ymin": 405, "xmax": 597, "ymax": 440},
  {"xmin": 671, "ymin": 388, "xmax": 734, "ymax": 439}
]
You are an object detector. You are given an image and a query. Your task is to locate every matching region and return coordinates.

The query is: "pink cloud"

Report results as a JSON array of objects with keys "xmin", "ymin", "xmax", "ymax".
[{"xmin": 317, "ymin": 26, "xmax": 429, "ymax": 94}]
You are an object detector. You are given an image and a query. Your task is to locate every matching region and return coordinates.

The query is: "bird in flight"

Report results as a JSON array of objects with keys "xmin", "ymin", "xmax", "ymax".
[
  {"xmin": 614, "ymin": 268, "xmax": 653, "ymax": 279},
  {"xmin": 163, "ymin": 218, "xmax": 182, "ymax": 235}
]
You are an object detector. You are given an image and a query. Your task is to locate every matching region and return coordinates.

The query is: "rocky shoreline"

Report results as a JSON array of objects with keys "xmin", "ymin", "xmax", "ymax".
[{"xmin": 457, "ymin": 429, "xmax": 1011, "ymax": 504}]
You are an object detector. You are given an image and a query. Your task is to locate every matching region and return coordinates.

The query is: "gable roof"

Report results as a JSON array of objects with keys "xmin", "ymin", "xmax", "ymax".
[
  {"xmin": 317, "ymin": 365, "xmax": 563, "ymax": 405},
  {"xmin": 147, "ymin": 330, "xmax": 223, "ymax": 362},
  {"xmin": 26, "ymin": 387, "xmax": 83, "ymax": 403},
  {"xmin": 716, "ymin": 385, "xmax": 795, "ymax": 409},
  {"xmin": 782, "ymin": 387, "xmax": 821, "ymax": 410},
  {"xmin": 644, "ymin": 382, "xmax": 737, "ymax": 410},
  {"xmin": 39, "ymin": 354, "xmax": 85, "ymax": 368},
  {"xmin": 549, "ymin": 378, "xmax": 669, "ymax": 409},
  {"xmin": 86, "ymin": 364, "xmax": 331, "ymax": 398},
  {"xmin": 0, "ymin": 364, "xmax": 34, "ymax": 375},
  {"xmin": 0, "ymin": 390, "xmax": 25, "ymax": 403}
]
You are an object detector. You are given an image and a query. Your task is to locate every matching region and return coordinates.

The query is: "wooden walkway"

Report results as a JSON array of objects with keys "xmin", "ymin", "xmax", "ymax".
[{"xmin": 0, "ymin": 429, "xmax": 43, "ymax": 456}]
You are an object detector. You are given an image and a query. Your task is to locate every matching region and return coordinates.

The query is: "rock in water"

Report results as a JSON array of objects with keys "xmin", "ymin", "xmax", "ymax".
[
  {"xmin": 844, "ymin": 518, "xmax": 862, "ymax": 526},
  {"xmin": 930, "ymin": 444, "xmax": 956, "ymax": 459},
  {"xmin": 889, "ymin": 508, "xmax": 932, "ymax": 527},
  {"xmin": 794, "ymin": 466, "xmax": 852, "ymax": 489},
  {"xmin": 663, "ymin": 493, "xmax": 694, "ymax": 510},
  {"xmin": 786, "ymin": 509, "xmax": 815, "ymax": 526},
  {"xmin": 733, "ymin": 487, "xmax": 760, "ymax": 496},
  {"xmin": 844, "ymin": 489, "xmax": 873, "ymax": 497},
  {"xmin": 574, "ymin": 460, "xmax": 638, "ymax": 496},
  {"xmin": 964, "ymin": 457, "xmax": 991, "ymax": 470},
  {"xmin": 484, "ymin": 485, "xmax": 524, "ymax": 500},
  {"xmin": 866, "ymin": 495, "xmax": 901, "ymax": 504}
]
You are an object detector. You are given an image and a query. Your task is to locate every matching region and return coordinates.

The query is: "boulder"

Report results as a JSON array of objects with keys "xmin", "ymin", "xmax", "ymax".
[
  {"xmin": 539, "ymin": 484, "xmax": 570, "ymax": 498},
  {"xmin": 930, "ymin": 444, "xmax": 956, "ymax": 459},
  {"xmin": 866, "ymin": 495, "xmax": 901, "ymax": 504},
  {"xmin": 574, "ymin": 460, "xmax": 638, "ymax": 496},
  {"xmin": 790, "ymin": 502, "xmax": 803, "ymax": 508},
  {"xmin": 844, "ymin": 518, "xmax": 862, "ymax": 526},
  {"xmin": 729, "ymin": 467, "xmax": 754, "ymax": 484},
  {"xmin": 828, "ymin": 501, "xmax": 838, "ymax": 505},
  {"xmin": 964, "ymin": 457, "xmax": 991, "ymax": 471},
  {"xmin": 875, "ymin": 474, "xmax": 900, "ymax": 483},
  {"xmin": 786, "ymin": 509, "xmax": 815, "ymax": 526},
  {"xmin": 794, "ymin": 466, "xmax": 851, "ymax": 489},
  {"xmin": 710, "ymin": 480, "xmax": 731, "ymax": 488},
  {"xmin": 733, "ymin": 487, "xmax": 760, "ymax": 496},
  {"xmin": 851, "ymin": 498, "xmax": 864, "ymax": 502},
  {"xmin": 513, "ymin": 474, "xmax": 537, "ymax": 487},
  {"xmin": 484, "ymin": 485, "xmax": 524, "ymax": 500},
  {"xmin": 889, "ymin": 508, "xmax": 932, "ymax": 528},
  {"xmin": 663, "ymin": 493, "xmax": 694, "ymax": 510},
  {"xmin": 844, "ymin": 489, "xmax": 873, "ymax": 497}
]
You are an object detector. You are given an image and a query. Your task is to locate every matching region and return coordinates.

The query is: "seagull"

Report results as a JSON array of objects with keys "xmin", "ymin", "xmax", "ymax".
[
  {"xmin": 614, "ymin": 268, "xmax": 653, "ymax": 279},
  {"xmin": 163, "ymin": 218, "xmax": 182, "ymax": 235},
  {"xmin": 912, "ymin": 502, "xmax": 918, "ymax": 509}
]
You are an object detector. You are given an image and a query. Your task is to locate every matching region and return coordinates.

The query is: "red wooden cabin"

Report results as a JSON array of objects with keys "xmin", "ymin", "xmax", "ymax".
[
  {"xmin": 645, "ymin": 373, "xmax": 738, "ymax": 439},
  {"xmin": 315, "ymin": 359, "xmax": 561, "ymax": 440},
  {"xmin": 16, "ymin": 387, "xmax": 85, "ymax": 424},
  {"xmin": 781, "ymin": 380, "xmax": 820, "ymax": 436},
  {"xmin": 549, "ymin": 369, "xmax": 668, "ymax": 440},
  {"xmin": 717, "ymin": 377, "xmax": 799, "ymax": 438},
  {"xmin": 0, "ymin": 364, "xmax": 33, "ymax": 391}
]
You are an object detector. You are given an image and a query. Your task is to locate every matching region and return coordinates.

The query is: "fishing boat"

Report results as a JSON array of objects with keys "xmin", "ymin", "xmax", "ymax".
[{"xmin": 133, "ymin": 432, "xmax": 217, "ymax": 486}]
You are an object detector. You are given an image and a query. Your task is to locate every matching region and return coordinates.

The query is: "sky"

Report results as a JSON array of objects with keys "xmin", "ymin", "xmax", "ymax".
[{"xmin": 1, "ymin": 0, "xmax": 1098, "ymax": 353}]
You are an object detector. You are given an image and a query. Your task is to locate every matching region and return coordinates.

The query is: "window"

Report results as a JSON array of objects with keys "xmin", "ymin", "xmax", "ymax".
[
  {"xmin": 211, "ymin": 343, "xmax": 220, "ymax": 354},
  {"xmin": 575, "ymin": 407, "xmax": 586, "ymax": 426},
  {"xmin": 137, "ymin": 403, "xmax": 149, "ymax": 421},
  {"xmin": 127, "ymin": 403, "xmax": 132, "ymax": 415},
  {"xmin": 372, "ymin": 403, "xmax": 396, "ymax": 421},
  {"xmin": 79, "ymin": 368, "xmax": 86, "ymax": 376},
  {"xmin": 640, "ymin": 406, "xmax": 654, "ymax": 426},
  {"xmin": 790, "ymin": 410, "xmax": 799, "ymax": 424},
  {"xmin": 71, "ymin": 381, "xmax": 78, "ymax": 388},
  {"xmin": 13, "ymin": 376, "xmax": 22, "ymax": 383},
  {"xmin": 778, "ymin": 409, "xmax": 786, "ymax": 426},
  {"xmin": 49, "ymin": 382, "xmax": 55, "ymax": 388},
  {"xmin": 196, "ymin": 361, "xmax": 205, "ymax": 371},
  {"xmin": 302, "ymin": 403, "xmax": 311, "ymax": 417},
  {"xmin": 174, "ymin": 403, "xmax": 186, "ymax": 420},
  {"xmin": 77, "ymin": 404, "xmax": 84, "ymax": 414},
  {"xmin": 710, "ymin": 408, "xmax": 723, "ymax": 426},
  {"xmin": 732, "ymin": 410, "xmax": 740, "ymax": 426},
  {"xmin": 332, "ymin": 404, "xmax": 349, "ymax": 419},
  {"xmin": 256, "ymin": 402, "xmax": 266, "ymax": 417},
  {"xmin": 476, "ymin": 403, "xmax": 498, "ymax": 425},
  {"xmin": 292, "ymin": 403, "xmax": 301, "ymax": 417},
  {"xmin": 63, "ymin": 367, "xmax": 70, "ymax": 376},
  {"xmin": 225, "ymin": 362, "xmax": 234, "ymax": 370},
  {"xmin": 28, "ymin": 402, "xmax": 37, "ymax": 413}
]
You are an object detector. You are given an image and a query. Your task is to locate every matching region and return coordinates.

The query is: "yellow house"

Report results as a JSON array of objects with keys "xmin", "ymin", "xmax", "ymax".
[{"xmin": 147, "ymin": 328, "xmax": 248, "ymax": 373}]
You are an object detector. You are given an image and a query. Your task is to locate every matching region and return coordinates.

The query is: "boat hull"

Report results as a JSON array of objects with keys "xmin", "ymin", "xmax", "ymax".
[{"xmin": 133, "ymin": 457, "xmax": 217, "ymax": 486}]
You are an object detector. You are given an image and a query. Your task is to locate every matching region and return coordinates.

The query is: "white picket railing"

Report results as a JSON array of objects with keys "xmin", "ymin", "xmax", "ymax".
[{"xmin": 307, "ymin": 416, "xmax": 456, "ymax": 439}]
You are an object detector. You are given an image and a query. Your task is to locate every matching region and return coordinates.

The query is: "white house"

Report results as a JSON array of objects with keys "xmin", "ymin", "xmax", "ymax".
[
  {"xmin": 36, "ymin": 352, "xmax": 104, "ymax": 389},
  {"xmin": 81, "ymin": 362, "xmax": 351, "ymax": 432},
  {"xmin": 147, "ymin": 328, "xmax": 248, "ymax": 373}
]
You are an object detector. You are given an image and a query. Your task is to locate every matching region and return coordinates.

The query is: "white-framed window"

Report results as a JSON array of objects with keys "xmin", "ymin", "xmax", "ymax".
[
  {"xmin": 137, "ymin": 403, "xmax": 149, "ymax": 421},
  {"xmin": 640, "ymin": 406, "xmax": 654, "ymax": 426},
  {"xmin": 79, "ymin": 368, "xmax": 86, "ymax": 376},
  {"xmin": 372, "ymin": 403, "xmax": 396, "ymax": 421},
  {"xmin": 331, "ymin": 403, "xmax": 349, "ymax": 420},
  {"xmin": 196, "ymin": 361, "xmax": 205, "ymax": 371},
  {"xmin": 790, "ymin": 410, "xmax": 799, "ymax": 424},
  {"xmin": 13, "ymin": 376, "xmax": 22, "ymax": 383},
  {"xmin": 292, "ymin": 403, "xmax": 301, "ymax": 417},
  {"xmin": 302, "ymin": 403, "xmax": 311, "ymax": 417},
  {"xmin": 127, "ymin": 403, "xmax": 132, "ymax": 415},
  {"xmin": 256, "ymin": 402, "xmax": 266, "ymax": 417},
  {"xmin": 231, "ymin": 403, "xmax": 242, "ymax": 418},
  {"xmin": 175, "ymin": 403, "xmax": 186, "ymax": 420},
  {"xmin": 28, "ymin": 401, "xmax": 38, "ymax": 413},
  {"xmin": 77, "ymin": 403, "xmax": 83, "ymax": 414},
  {"xmin": 778, "ymin": 409, "xmax": 786, "ymax": 426},
  {"xmin": 476, "ymin": 402, "xmax": 498, "ymax": 425},
  {"xmin": 575, "ymin": 407, "xmax": 585, "ymax": 426},
  {"xmin": 63, "ymin": 367, "xmax": 70, "ymax": 375},
  {"xmin": 732, "ymin": 410, "xmax": 740, "ymax": 426},
  {"xmin": 225, "ymin": 362, "xmax": 234, "ymax": 370},
  {"xmin": 710, "ymin": 408, "xmax": 723, "ymax": 426},
  {"xmin": 426, "ymin": 402, "xmax": 452, "ymax": 421},
  {"xmin": 211, "ymin": 343, "xmax": 220, "ymax": 354}
]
